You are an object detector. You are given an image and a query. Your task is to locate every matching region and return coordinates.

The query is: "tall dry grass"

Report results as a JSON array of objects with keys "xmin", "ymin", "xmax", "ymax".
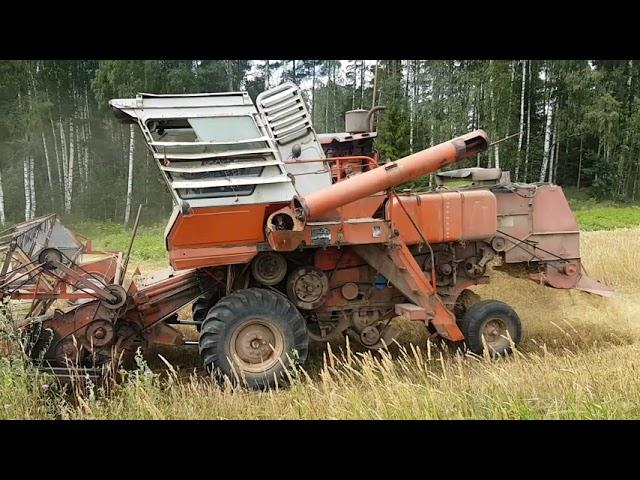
[{"xmin": 2, "ymin": 228, "xmax": 640, "ymax": 419}]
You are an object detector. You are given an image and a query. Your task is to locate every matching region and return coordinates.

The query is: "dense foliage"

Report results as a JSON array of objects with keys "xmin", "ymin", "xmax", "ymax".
[{"xmin": 1, "ymin": 59, "xmax": 638, "ymax": 226}]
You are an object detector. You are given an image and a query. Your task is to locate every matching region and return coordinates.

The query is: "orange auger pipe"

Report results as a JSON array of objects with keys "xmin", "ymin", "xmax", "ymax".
[{"xmin": 301, "ymin": 130, "xmax": 489, "ymax": 220}]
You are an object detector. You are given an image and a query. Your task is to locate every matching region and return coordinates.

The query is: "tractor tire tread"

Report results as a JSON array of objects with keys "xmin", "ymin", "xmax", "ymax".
[
  {"xmin": 460, "ymin": 299, "xmax": 522, "ymax": 356},
  {"xmin": 199, "ymin": 288, "xmax": 308, "ymax": 390}
]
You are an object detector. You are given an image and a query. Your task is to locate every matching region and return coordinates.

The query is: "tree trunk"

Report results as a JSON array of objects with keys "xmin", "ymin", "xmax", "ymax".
[
  {"xmin": 539, "ymin": 96, "xmax": 554, "ymax": 182},
  {"xmin": 124, "ymin": 124, "xmax": 135, "ymax": 224},
  {"xmin": 78, "ymin": 110, "xmax": 85, "ymax": 194},
  {"xmin": 371, "ymin": 60, "xmax": 379, "ymax": 109},
  {"xmin": 311, "ymin": 60, "xmax": 316, "ymax": 124},
  {"xmin": 226, "ymin": 61, "xmax": 234, "ymax": 91},
  {"xmin": 553, "ymin": 132, "xmax": 561, "ymax": 184},
  {"xmin": 488, "ymin": 60, "xmax": 496, "ymax": 168},
  {"xmin": 549, "ymin": 113, "xmax": 557, "ymax": 183},
  {"xmin": 84, "ymin": 122, "xmax": 89, "ymax": 187},
  {"xmin": 524, "ymin": 62, "xmax": 533, "ymax": 182},
  {"xmin": 265, "ymin": 60, "xmax": 270, "ymax": 90},
  {"xmin": 477, "ymin": 79, "xmax": 482, "ymax": 167},
  {"xmin": 577, "ymin": 135, "xmax": 583, "ymax": 191},
  {"xmin": 0, "ymin": 169, "xmax": 5, "ymax": 225},
  {"xmin": 324, "ymin": 73, "xmax": 329, "ymax": 132},
  {"xmin": 65, "ymin": 120, "xmax": 75, "ymax": 214},
  {"xmin": 23, "ymin": 159, "xmax": 31, "ymax": 221},
  {"xmin": 332, "ymin": 64, "xmax": 337, "ymax": 131},
  {"xmin": 29, "ymin": 156, "xmax": 36, "ymax": 219},
  {"xmin": 59, "ymin": 118, "xmax": 68, "ymax": 209},
  {"xmin": 41, "ymin": 130, "xmax": 54, "ymax": 194},
  {"xmin": 360, "ymin": 59, "xmax": 365, "ymax": 109},
  {"xmin": 619, "ymin": 59, "xmax": 634, "ymax": 196},
  {"xmin": 409, "ymin": 60, "xmax": 414, "ymax": 154},
  {"xmin": 51, "ymin": 116, "xmax": 62, "ymax": 194},
  {"xmin": 515, "ymin": 60, "xmax": 527, "ymax": 181},
  {"xmin": 351, "ymin": 60, "xmax": 356, "ymax": 110}
]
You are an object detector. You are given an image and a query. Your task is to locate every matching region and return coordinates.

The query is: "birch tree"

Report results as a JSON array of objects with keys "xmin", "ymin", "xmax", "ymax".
[
  {"xmin": 488, "ymin": 60, "xmax": 497, "ymax": 168},
  {"xmin": 0, "ymin": 169, "xmax": 5, "ymax": 225},
  {"xmin": 23, "ymin": 159, "xmax": 31, "ymax": 220},
  {"xmin": 42, "ymin": 130, "xmax": 53, "ymax": 194},
  {"xmin": 515, "ymin": 60, "xmax": 527, "ymax": 181},
  {"xmin": 540, "ymin": 91, "xmax": 555, "ymax": 182},
  {"xmin": 124, "ymin": 124, "xmax": 135, "ymax": 224},
  {"xmin": 65, "ymin": 119, "xmax": 75, "ymax": 213}
]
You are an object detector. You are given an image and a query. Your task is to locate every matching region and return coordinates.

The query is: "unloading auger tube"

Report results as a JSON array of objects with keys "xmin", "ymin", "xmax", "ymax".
[{"xmin": 267, "ymin": 130, "xmax": 489, "ymax": 230}]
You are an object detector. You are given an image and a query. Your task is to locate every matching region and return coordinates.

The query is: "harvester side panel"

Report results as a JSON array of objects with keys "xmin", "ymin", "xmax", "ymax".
[{"xmin": 386, "ymin": 190, "xmax": 497, "ymax": 245}]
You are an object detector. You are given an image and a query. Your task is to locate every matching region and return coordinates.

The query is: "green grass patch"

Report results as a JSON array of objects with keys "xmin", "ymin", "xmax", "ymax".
[
  {"xmin": 70, "ymin": 221, "xmax": 167, "ymax": 261},
  {"xmin": 574, "ymin": 206, "xmax": 640, "ymax": 231}
]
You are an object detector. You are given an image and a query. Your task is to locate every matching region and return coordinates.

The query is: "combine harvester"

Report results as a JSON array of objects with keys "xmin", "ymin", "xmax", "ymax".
[{"xmin": 1, "ymin": 82, "xmax": 612, "ymax": 388}]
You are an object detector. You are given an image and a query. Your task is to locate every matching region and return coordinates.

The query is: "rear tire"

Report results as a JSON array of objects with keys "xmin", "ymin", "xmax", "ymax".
[
  {"xmin": 192, "ymin": 293, "xmax": 217, "ymax": 332},
  {"xmin": 199, "ymin": 288, "xmax": 308, "ymax": 390},
  {"xmin": 461, "ymin": 300, "xmax": 522, "ymax": 356}
]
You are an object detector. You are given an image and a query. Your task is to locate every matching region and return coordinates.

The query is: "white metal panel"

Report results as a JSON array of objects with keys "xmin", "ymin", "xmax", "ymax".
[
  {"xmin": 172, "ymin": 175, "xmax": 291, "ymax": 190},
  {"xmin": 150, "ymin": 137, "xmax": 271, "ymax": 147},
  {"xmin": 153, "ymin": 148, "xmax": 275, "ymax": 160},
  {"xmin": 109, "ymin": 90, "xmax": 307, "ymax": 208},
  {"xmin": 162, "ymin": 159, "xmax": 282, "ymax": 173},
  {"xmin": 184, "ymin": 182, "xmax": 295, "ymax": 208}
]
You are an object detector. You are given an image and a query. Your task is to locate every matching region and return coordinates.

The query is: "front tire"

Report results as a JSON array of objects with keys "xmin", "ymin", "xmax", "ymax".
[
  {"xmin": 461, "ymin": 300, "xmax": 522, "ymax": 356},
  {"xmin": 199, "ymin": 288, "xmax": 309, "ymax": 390}
]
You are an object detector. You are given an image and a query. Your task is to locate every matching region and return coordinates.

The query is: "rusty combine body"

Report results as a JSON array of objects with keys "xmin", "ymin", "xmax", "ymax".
[{"xmin": 3, "ymin": 82, "xmax": 611, "ymax": 388}]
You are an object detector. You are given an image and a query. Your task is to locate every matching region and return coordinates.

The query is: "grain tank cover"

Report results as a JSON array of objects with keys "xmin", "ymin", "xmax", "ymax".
[{"xmin": 109, "ymin": 84, "xmax": 333, "ymax": 211}]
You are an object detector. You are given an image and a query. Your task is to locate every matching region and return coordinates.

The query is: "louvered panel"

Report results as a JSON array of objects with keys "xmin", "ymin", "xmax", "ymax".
[
  {"xmin": 150, "ymin": 136, "xmax": 270, "ymax": 147},
  {"xmin": 162, "ymin": 159, "xmax": 281, "ymax": 173},
  {"xmin": 267, "ymin": 104, "xmax": 304, "ymax": 123},
  {"xmin": 269, "ymin": 113, "xmax": 307, "ymax": 131},
  {"xmin": 261, "ymin": 97, "xmax": 299, "ymax": 115},
  {"xmin": 153, "ymin": 148, "xmax": 275, "ymax": 161},
  {"xmin": 257, "ymin": 83, "xmax": 312, "ymax": 146},
  {"xmin": 271, "ymin": 118, "xmax": 310, "ymax": 138},
  {"xmin": 259, "ymin": 88, "xmax": 297, "ymax": 108},
  {"xmin": 172, "ymin": 175, "xmax": 292, "ymax": 190},
  {"xmin": 256, "ymin": 82, "xmax": 332, "ymax": 196}
]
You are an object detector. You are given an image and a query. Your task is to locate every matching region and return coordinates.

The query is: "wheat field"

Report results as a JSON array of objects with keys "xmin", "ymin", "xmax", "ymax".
[{"xmin": 1, "ymin": 228, "xmax": 639, "ymax": 419}]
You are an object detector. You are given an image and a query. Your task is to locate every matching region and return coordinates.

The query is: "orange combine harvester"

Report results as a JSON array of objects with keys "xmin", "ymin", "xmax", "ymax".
[{"xmin": 2, "ymin": 82, "xmax": 612, "ymax": 388}]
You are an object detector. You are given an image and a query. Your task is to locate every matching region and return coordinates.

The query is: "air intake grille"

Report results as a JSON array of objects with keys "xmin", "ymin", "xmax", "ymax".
[{"xmin": 257, "ymin": 83, "xmax": 312, "ymax": 145}]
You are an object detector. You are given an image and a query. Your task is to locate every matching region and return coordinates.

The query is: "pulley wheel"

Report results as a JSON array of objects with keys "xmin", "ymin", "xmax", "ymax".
[
  {"xmin": 251, "ymin": 252, "xmax": 288, "ymax": 286},
  {"xmin": 102, "ymin": 284, "xmax": 128, "ymax": 310},
  {"xmin": 84, "ymin": 319, "xmax": 115, "ymax": 348},
  {"xmin": 38, "ymin": 248, "xmax": 64, "ymax": 270},
  {"xmin": 286, "ymin": 266, "xmax": 329, "ymax": 310}
]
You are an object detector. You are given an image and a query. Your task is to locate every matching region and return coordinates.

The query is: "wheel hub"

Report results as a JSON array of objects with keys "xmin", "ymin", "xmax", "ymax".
[
  {"xmin": 482, "ymin": 318, "xmax": 507, "ymax": 346},
  {"xmin": 230, "ymin": 319, "xmax": 284, "ymax": 373},
  {"xmin": 85, "ymin": 319, "xmax": 115, "ymax": 348}
]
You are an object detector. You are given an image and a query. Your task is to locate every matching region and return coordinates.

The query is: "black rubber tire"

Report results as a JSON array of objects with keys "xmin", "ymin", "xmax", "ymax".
[
  {"xmin": 461, "ymin": 300, "xmax": 522, "ymax": 356},
  {"xmin": 199, "ymin": 288, "xmax": 309, "ymax": 390},
  {"xmin": 192, "ymin": 293, "xmax": 216, "ymax": 333},
  {"xmin": 453, "ymin": 288, "xmax": 482, "ymax": 320}
]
